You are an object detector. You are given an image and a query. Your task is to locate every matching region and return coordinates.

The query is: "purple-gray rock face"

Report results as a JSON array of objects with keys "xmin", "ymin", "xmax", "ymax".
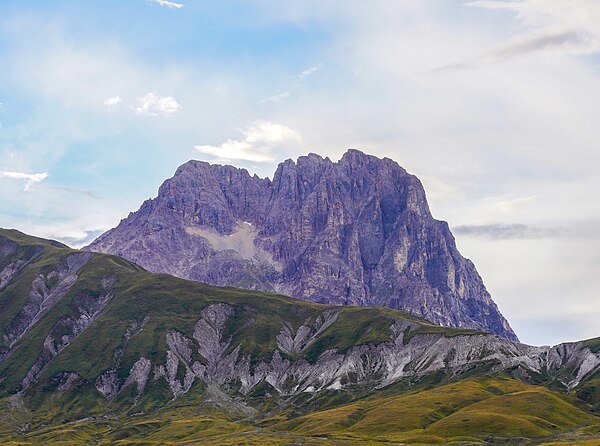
[{"xmin": 87, "ymin": 149, "xmax": 518, "ymax": 341}]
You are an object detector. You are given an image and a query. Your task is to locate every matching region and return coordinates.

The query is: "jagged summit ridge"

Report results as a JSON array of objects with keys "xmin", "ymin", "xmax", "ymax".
[{"xmin": 88, "ymin": 149, "xmax": 517, "ymax": 341}]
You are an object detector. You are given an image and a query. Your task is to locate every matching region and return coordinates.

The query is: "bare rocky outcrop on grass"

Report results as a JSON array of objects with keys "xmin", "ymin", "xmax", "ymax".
[
  {"xmin": 20, "ymin": 274, "xmax": 115, "ymax": 391},
  {"xmin": 277, "ymin": 310, "xmax": 339, "ymax": 357},
  {"xmin": 0, "ymin": 236, "xmax": 43, "ymax": 292},
  {"xmin": 0, "ymin": 252, "xmax": 92, "ymax": 365},
  {"xmin": 104, "ymin": 304, "xmax": 600, "ymax": 404}
]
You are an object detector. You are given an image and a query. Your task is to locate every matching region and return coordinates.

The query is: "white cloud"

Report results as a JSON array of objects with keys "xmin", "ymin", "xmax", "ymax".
[
  {"xmin": 261, "ymin": 91, "xmax": 290, "ymax": 103},
  {"xmin": 195, "ymin": 121, "xmax": 302, "ymax": 163},
  {"xmin": 135, "ymin": 92, "xmax": 181, "ymax": 116},
  {"xmin": 103, "ymin": 95, "xmax": 122, "ymax": 107},
  {"xmin": 0, "ymin": 171, "xmax": 48, "ymax": 191},
  {"xmin": 2, "ymin": 209, "xmax": 125, "ymax": 248},
  {"xmin": 297, "ymin": 64, "xmax": 321, "ymax": 79},
  {"xmin": 0, "ymin": 174, "xmax": 134, "ymax": 248},
  {"xmin": 147, "ymin": 0, "xmax": 184, "ymax": 9}
]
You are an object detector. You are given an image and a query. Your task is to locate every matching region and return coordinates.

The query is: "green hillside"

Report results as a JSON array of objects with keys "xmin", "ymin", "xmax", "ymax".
[{"xmin": 0, "ymin": 228, "xmax": 598, "ymax": 445}]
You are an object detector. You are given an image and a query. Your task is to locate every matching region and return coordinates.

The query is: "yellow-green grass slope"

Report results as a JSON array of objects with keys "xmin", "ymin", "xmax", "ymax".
[
  {"xmin": 1, "ymin": 377, "xmax": 599, "ymax": 445},
  {"xmin": 271, "ymin": 376, "xmax": 600, "ymax": 444}
]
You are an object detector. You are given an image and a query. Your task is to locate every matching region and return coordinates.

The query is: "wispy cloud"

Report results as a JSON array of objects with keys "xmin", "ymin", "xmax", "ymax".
[
  {"xmin": 479, "ymin": 30, "xmax": 588, "ymax": 63},
  {"xmin": 453, "ymin": 223, "xmax": 560, "ymax": 240},
  {"xmin": 465, "ymin": 0, "xmax": 600, "ymax": 60},
  {"xmin": 103, "ymin": 95, "xmax": 122, "ymax": 107},
  {"xmin": 261, "ymin": 91, "xmax": 290, "ymax": 103},
  {"xmin": 432, "ymin": 0, "xmax": 600, "ymax": 72},
  {"xmin": 49, "ymin": 185, "xmax": 101, "ymax": 199},
  {"xmin": 195, "ymin": 121, "xmax": 302, "ymax": 163},
  {"xmin": 296, "ymin": 64, "xmax": 321, "ymax": 79},
  {"xmin": 0, "ymin": 171, "xmax": 48, "ymax": 191},
  {"xmin": 147, "ymin": 0, "xmax": 184, "ymax": 9},
  {"xmin": 436, "ymin": 31, "xmax": 587, "ymax": 72},
  {"xmin": 135, "ymin": 92, "xmax": 181, "ymax": 116}
]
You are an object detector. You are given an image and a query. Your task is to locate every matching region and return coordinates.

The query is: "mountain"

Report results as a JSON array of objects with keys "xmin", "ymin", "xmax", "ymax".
[
  {"xmin": 87, "ymin": 149, "xmax": 518, "ymax": 341},
  {"xmin": 1, "ymin": 229, "xmax": 599, "ymax": 444}
]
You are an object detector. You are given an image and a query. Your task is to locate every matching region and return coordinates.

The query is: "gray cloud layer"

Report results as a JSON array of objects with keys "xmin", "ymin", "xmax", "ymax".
[
  {"xmin": 436, "ymin": 31, "xmax": 587, "ymax": 72},
  {"xmin": 453, "ymin": 223, "xmax": 561, "ymax": 240}
]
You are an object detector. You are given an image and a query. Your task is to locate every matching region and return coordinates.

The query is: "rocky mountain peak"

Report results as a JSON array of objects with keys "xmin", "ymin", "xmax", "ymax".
[{"xmin": 87, "ymin": 149, "xmax": 518, "ymax": 341}]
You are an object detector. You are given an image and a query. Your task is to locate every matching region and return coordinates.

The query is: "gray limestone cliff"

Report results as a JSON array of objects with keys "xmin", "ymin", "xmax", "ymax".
[{"xmin": 87, "ymin": 149, "xmax": 517, "ymax": 340}]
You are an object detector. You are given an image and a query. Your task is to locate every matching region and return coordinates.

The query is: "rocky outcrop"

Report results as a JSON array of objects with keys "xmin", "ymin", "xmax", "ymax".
[
  {"xmin": 1, "ymin": 252, "xmax": 92, "ymax": 363},
  {"xmin": 19, "ymin": 275, "xmax": 114, "ymax": 391},
  {"xmin": 121, "ymin": 357, "xmax": 152, "ymax": 395},
  {"xmin": 0, "ymin": 236, "xmax": 18, "ymax": 258},
  {"xmin": 102, "ymin": 304, "xmax": 598, "ymax": 404},
  {"xmin": 87, "ymin": 150, "xmax": 517, "ymax": 340},
  {"xmin": 547, "ymin": 342, "xmax": 600, "ymax": 389},
  {"xmin": 0, "ymin": 261, "xmax": 26, "ymax": 291},
  {"xmin": 276, "ymin": 310, "xmax": 339, "ymax": 357},
  {"xmin": 0, "ymin": 235, "xmax": 43, "ymax": 292},
  {"xmin": 95, "ymin": 370, "xmax": 120, "ymax": 400},
  {"xmin": 95, "ymin": 321, "xmax": 153, "ymax": 400},
  {"xmin": 54, "ymin": 372, "xmax": 80, "ymax": 392}
]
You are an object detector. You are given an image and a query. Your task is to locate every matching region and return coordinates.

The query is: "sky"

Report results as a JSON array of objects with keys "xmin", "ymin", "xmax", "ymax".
[{"xmin": 0, "ymin": 0, "xmax": 599, "ymax": 346}]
